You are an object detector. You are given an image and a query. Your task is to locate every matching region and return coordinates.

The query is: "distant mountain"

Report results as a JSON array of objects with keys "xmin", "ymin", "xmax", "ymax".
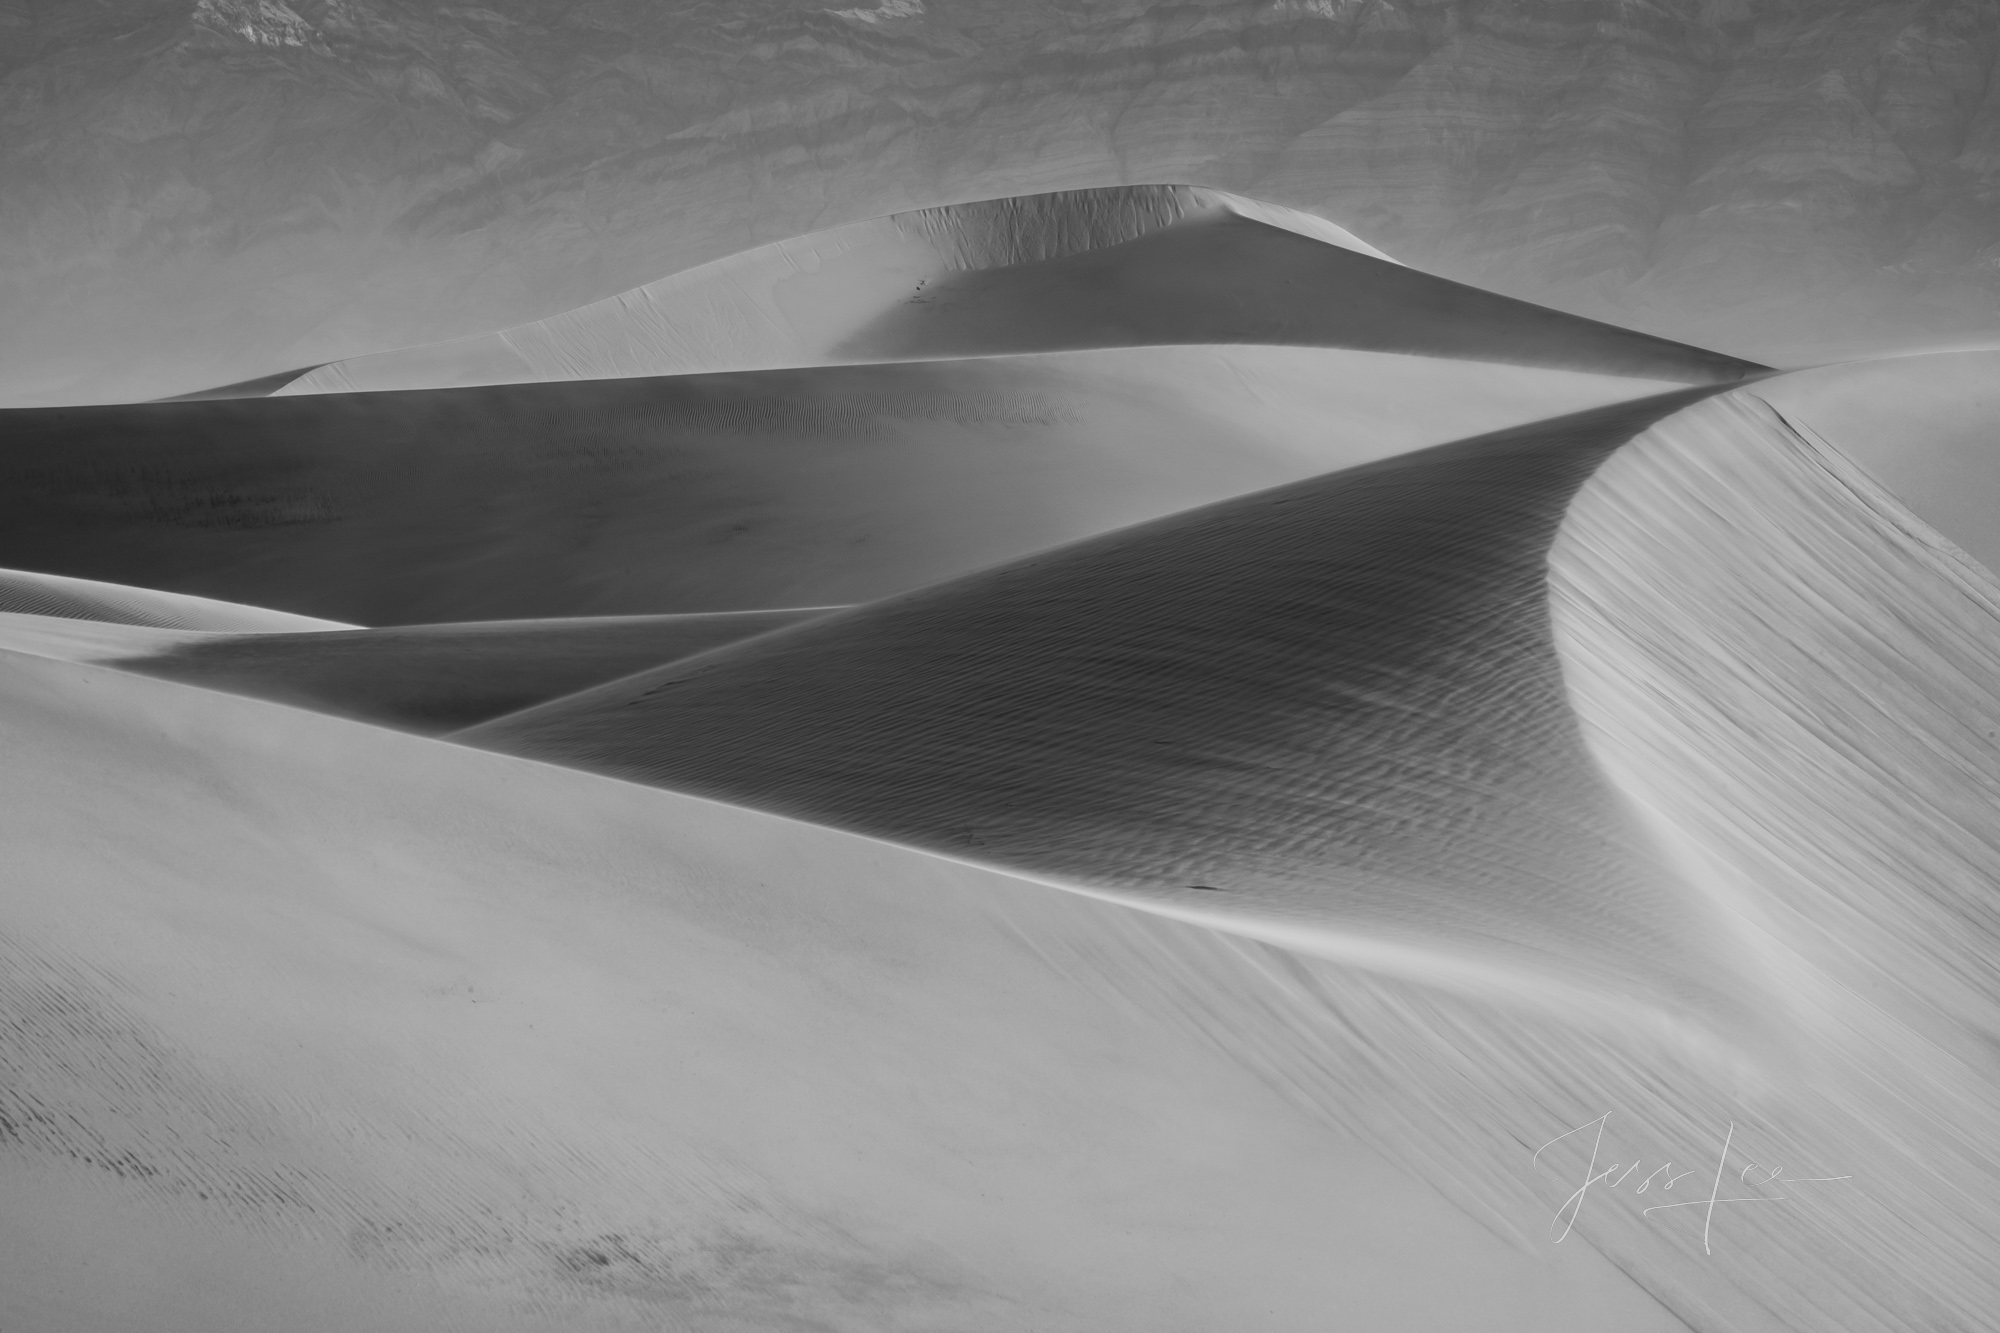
[{"xmin": 2, "ymin": 0, "xmax": 1993, "ymax": 404}]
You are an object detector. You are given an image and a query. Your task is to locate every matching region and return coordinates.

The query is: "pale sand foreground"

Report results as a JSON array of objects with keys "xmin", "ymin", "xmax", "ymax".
[
  {"xmin": 0, "ymin": 647, "xmax": 1684, "ymax": 1333},
  {"xmin": 0, "ymin": 344, "xmax": 1684, "ymax": 623},
  {"xmin": 278, "ymin": 186, "xmax": 1759, "ymax": 398}
]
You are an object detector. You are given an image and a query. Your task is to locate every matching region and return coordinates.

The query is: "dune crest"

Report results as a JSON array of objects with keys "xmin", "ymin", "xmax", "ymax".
[{"xmin": 276, "ymin": 185, "xmax": 1762, "ymax": 397}]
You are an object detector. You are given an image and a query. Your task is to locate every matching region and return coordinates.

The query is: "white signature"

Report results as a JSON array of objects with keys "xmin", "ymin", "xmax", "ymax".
[{"xmin": 1531, "ymin": 1112, "xmax": 1852, "ymax": 1254}]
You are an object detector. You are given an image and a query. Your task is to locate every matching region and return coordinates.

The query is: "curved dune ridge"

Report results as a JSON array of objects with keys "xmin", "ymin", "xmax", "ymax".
[
  {"xmin": 0, "ymin": 345, "xmax": 1693, "ymax": 624},
  {"xmin": 274, "ymin": 185, "xmax": 1763, "ymax": 397},
  {"xmin": 7, "ymin": 355, "xmax": 2000, "ymax": 1330},
  {"xmin": 448, "ymin": 358, "xmax": 2000, "ymax": 1329},
  {"xmin": 5, "ymin": 351, "xmax": 2000, "ymax": 1330}
]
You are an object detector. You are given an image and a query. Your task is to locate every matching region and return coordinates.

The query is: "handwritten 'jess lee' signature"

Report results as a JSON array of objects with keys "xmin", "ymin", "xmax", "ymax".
[{"xmin": 1532, "ymin": 1113, "xmax": 1852, "ymax": 1254}]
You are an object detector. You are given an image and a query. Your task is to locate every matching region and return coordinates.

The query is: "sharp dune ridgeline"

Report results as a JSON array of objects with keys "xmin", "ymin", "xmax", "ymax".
[
  {"xmin": 5, "ymin": 174, "xmax": 1998, "ymax": 1333},
  {"xmin": 0, "ymin": 353, "xmax": 1700, "ymax": 624}
]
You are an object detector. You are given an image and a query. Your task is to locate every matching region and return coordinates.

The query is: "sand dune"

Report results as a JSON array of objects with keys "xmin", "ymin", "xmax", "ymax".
[
  {"xmin": 457, "ymin": 388, "xmax": 1758, "ymax": 1033},
  {"xmin": 10, "ymin": 359, "xmax": 1999, "ymax": 1330},
  {"xmin": 0, "ymin": 646, "xmax": 1684, "ymax": 1333},
  {"xmin": 0, "ymin": 344, "xmax": 1691, "ymax": 624},
  {"xmin": 277, "ymin": 186, "xmax": 1762, "ymax": 397},
  {"xmin": 6, "ymin": 348, "xmax": 1999, "ymax": 1328},
  {"xmin": 105, "ymin": 609, "xmax": 839, "ymax": 734}
]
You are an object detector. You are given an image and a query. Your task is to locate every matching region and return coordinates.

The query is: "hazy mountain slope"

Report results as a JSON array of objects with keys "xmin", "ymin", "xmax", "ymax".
[
  {"xmin": 282, "ymin": 185, "xmax": 1759, "ymax": 395},
  {"xmin": 0, "ymin": 344, "xmax": 1682, "ymax": 623},
  {"xmin": 0, "ymin": 645, "xmax": 1687, "ymax": 1333},
  {"xmin": 3, "ymin": 0, "xmax": 1996, "ymax": 405}
]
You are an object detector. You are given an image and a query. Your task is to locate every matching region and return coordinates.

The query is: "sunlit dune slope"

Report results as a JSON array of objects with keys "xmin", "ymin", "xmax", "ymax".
[
  {"xmin": 0, "ymin": 345, "xmax": 1686, "ymax": 624},
  {"xmin": 279, "ymin": 186, "xmax": 1762, "ymax": 397},
  {"xmin": 1536, "ymin": 375, "xmax": 2000, "ymax": 1333},
  {"xmin": 459, "ymin": 388, "xmax": 1758, "ymax": 1030},
  {"xmin": 103, "ymin": 608, "xmax": 839, "ymax": 734},
  {"xmin": 0, "ymin": 566, "xmax": 345, "ymax": 632},
  {"xmin": 0, "ymin": 648, "xmax": 1685, "ymax": 1333}
]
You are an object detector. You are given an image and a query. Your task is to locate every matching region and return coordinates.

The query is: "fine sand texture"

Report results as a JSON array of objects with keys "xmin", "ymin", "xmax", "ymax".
[
  {"xmin": 108, "ymin": 609, "xmax": 840, "ymax": 734},
  {"xmin": 0, "ymin": 345, "xmax": 1688, "ymax": 624},
  {"xmin": 279, "ymin": 186, "xmax": 1763, "ymax": 397},
  {"xmin": 0, "ymin": 646, "xmax": 1690, "ymax": 1333}
]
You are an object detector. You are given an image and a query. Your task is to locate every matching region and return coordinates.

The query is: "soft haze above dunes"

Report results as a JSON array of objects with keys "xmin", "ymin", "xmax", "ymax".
[
  {"xmin": 5, "ymin": 155, "xmax": 2000, "ymax": 1333},
  {"xmin": 4, "ymin": 0, "xmax": 2000, "ymax": 404}
]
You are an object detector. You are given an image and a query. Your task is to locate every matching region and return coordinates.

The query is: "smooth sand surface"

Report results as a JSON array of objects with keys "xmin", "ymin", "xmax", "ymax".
[
  {"xmin": 280, "ymin": 186, "xmax": 1760, "ymax": 397},
  {"xmin": 110, "ymin": 609, "xmax": 842, "ymax": 734},
  {"xmin": 458, "ymin": 389, "xmax": 1757, "ymax": 1035},
  {"xmin": 0, "ymin": 344, "xmax": 1686, "ymax": 624},
  {"xmin": 0, "ymin": 646, "xmax": 1690, "ymax": 1333}
]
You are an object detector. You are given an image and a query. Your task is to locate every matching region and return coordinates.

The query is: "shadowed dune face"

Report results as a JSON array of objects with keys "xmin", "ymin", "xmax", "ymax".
[
  {"xmin": 0, "ymin": 346, "xmax": 1687, "ymax": 624},
  {"xmin": 459, "ymin": 388, "xmax": 1757, "ymax": 1030},
  {"xmin": 279, "ymin": 186, "xmax": 1761, "ymax": 397},
  {"xmin": 107, "ymin": 610, "xmax": 840, "ymax": 735}
]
